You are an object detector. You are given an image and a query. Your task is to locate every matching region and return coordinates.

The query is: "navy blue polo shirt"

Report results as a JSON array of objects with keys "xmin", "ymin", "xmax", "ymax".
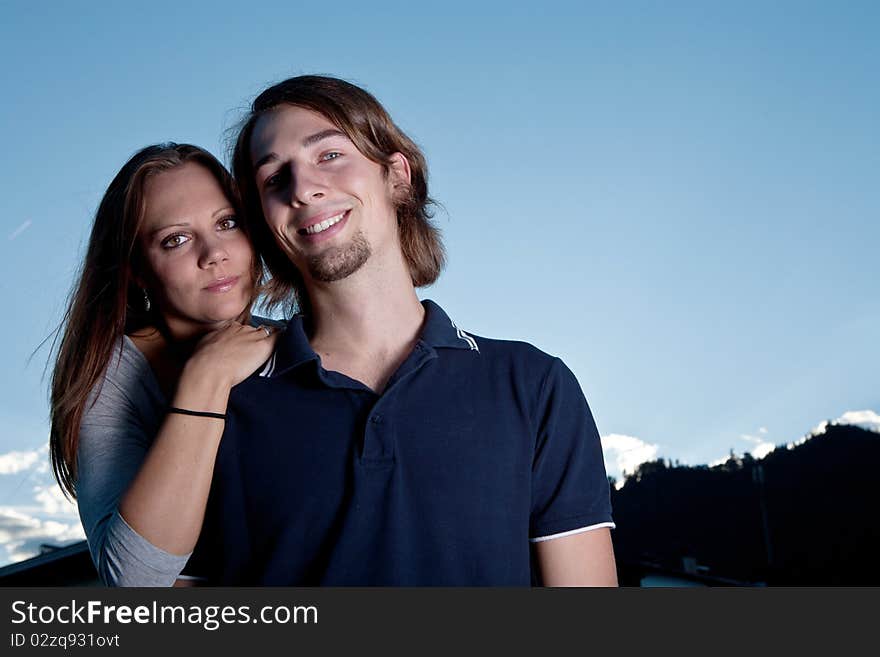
[{"xmin": 188, "ymin": 300, "xmax": 613, "ymax": 585}]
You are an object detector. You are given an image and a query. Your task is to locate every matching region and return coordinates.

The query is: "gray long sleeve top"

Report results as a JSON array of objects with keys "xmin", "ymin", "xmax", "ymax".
[{"xmin": 76, "ymin": 336, "xmax": 190, "ymax": 586}]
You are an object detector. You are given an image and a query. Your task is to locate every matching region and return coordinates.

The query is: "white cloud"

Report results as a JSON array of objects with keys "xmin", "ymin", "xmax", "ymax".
[
  {"xmin": 836, "ymin": 410, "xmax": 880, "ymax": 433},
  {"xmin": 805, "ymin": 419, "xmax": 826, "ymax": 438},
  {"xmin": 707, "ymin": 426, "xmax": 780, "ymax": 467},
  {"xmin": 33, "ymin": 484, "xmax": 78, "ymax": 516},
  {"xmin": 0, "ymin": 508, "xmax": 84, "ymax": 564},
  {"xmin": 807, "ymin": 409, "xmax": 880, "ymax": 440},
  {"xmin": 601, "ymin": 433, "xmax": 659, "ymax": 486},
  {"xmin": 0, "ymin": 448, "xmax": 41, "ymax": 475},
  {"xmin": 740, "ymin": 433, "xmax": 776, "ymax": 460},
  {"xmin": 0, "ymin": 444, "xmax": 83, "ymax": 567}
]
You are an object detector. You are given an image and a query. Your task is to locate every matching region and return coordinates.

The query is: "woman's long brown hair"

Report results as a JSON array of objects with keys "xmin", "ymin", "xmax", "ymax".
[{"xmin": 49, "ymin": 143, "xmax": 252, "ymax": 498}]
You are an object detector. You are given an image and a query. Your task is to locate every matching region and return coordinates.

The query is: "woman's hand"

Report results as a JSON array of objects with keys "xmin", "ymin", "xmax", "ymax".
[
  {"xmin": 170, "ymin": 322, "xmax": 278, "ymax": 414},
  {"xmin": 183, "ymin": 322, "xmax": 278, "ymax": 389}
]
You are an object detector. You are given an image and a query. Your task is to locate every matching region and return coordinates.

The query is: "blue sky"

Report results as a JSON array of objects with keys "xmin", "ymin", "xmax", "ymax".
[{"xmin": 1, "ymin": 1, "xmax": 878, "ymax": 566}]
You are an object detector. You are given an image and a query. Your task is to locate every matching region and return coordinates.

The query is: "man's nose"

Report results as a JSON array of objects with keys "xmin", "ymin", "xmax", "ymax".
[{"xmin": 290, "ymin": 165, "xmax": 326, "ymax": 207}]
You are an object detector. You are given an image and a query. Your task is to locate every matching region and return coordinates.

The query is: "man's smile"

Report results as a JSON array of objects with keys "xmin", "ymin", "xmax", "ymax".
[
  {"xmin": 299, "ymin": 209, "xmax": 348, "ymax": 235},
  {"xmin": 295, "ymin": 209, "xmax": 351, "ymax": 243}
]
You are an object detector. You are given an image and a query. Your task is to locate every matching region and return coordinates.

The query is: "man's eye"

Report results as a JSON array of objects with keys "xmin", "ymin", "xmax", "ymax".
[
  {"xmin": 265, "ymin": 171, "xmax": 285, "ymax": 188},
  {"xmin": 161, "ymin": 234, "xmax": 188, "ymax": 249},
  {"xmin": 321, "ymin": 151, "xmax": 342, "ymax": 162},
  {"xmin": 218, "ymin": 216, "xmax": 238, "ymax": 230}
]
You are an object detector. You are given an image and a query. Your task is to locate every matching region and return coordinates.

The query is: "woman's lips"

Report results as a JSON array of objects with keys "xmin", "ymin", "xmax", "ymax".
[{"xmin": 203, "ymin": 275, "xmax": 240, "ymax": 293}]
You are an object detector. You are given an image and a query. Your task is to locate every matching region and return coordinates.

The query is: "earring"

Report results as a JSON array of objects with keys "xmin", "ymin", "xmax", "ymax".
[{"xmin": 143, "ymin": 289, "xmax": 151, "ymax": 312}]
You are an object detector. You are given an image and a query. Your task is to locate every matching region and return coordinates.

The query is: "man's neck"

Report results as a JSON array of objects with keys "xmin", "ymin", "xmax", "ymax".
[{"xmin": 304, "ymin": 252, "xmax": 426, "ymax": 392}]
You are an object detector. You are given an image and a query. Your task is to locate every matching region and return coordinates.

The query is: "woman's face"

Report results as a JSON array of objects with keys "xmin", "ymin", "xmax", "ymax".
[{"xmin": 138, "ymin": 162, "xmax": 254, "ymax": 339}]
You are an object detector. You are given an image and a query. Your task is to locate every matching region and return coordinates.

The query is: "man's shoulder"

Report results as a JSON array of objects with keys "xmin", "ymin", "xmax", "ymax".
[
  {"xmin": 423, "ymin": 300, "xmax": 556, "ymax": 366},
  {"xmin": 461, "ymin": 331, "xmax": 562, "ymax": 377}
]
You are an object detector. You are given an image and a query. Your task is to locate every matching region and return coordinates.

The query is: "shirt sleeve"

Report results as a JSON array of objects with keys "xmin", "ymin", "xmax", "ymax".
[
  {"xmin": 76, "ymin": 342, "xmax": 190, "ymax": 586},
  {"xmin": 529, "ymin": 357, "xmax": 615, "ymax": 541}
]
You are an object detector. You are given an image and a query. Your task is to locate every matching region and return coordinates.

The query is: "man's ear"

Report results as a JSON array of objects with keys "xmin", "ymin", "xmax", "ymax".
[{"xmin": 387, "ymin": 152, "xmax": 412, "ymax": 191}]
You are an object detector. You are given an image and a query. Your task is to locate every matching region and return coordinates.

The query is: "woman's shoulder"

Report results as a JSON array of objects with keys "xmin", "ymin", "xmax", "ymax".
[
  {"xmin": 100, "ymin": 336, "xmax": 152, "ymax": 388},
  {"xmin": 84, "ymin": 335, "xmax": 163, "ymax": 421}
]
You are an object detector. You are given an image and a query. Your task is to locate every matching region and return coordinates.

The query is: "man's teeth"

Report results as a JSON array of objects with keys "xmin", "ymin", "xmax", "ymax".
[{"xmin": 305, "ymin": 212, "xmax": 345, "ymax": 235}]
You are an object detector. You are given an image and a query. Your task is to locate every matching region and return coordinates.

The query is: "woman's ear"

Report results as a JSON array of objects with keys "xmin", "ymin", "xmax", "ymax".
[
  {"xmin": 129, "ymin": 264, "xmax": 144, "ymax": 291},
  {"xmin": 129, "ymin": 261, "xmax": 152, "ymax": 300}
]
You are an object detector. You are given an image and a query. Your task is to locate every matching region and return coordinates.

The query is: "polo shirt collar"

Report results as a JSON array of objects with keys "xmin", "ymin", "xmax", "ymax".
[
  {"xmin": 258, "ymin": 315, "xmax": 317, "ymax": 379},
  {"xmin": 419, "ymin": 299, "xmax": 480, "ymax": 352},
  {"xmin": 260, "ymin": 298, "xmax": 478, "ymax": 379}
]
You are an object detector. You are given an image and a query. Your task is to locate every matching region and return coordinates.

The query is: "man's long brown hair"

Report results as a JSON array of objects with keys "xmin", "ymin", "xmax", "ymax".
[
  {"xmin": 231, "ymin": 75, "xmax": 446, "ymax": 316},
  {"xmin": 49, "ymin": 143, "xmax": 251, "ymax": 498}
]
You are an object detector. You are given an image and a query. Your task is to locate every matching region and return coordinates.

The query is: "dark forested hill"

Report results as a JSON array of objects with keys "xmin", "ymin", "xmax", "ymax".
[{"xmin": 610, "ymin": 424, "xmax": 880, "ymax": 585}]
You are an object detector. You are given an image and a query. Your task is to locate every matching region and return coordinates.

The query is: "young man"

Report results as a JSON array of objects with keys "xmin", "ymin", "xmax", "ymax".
[{"xmin": 190, "ymin": 76, "xmax": 616, "ymax": 585}]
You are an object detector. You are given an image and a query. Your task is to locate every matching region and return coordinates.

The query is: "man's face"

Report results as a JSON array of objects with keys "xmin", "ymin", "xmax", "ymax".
[{"xmin": 250, "ymin": 105, "xmax": 407, "ymax": 283}]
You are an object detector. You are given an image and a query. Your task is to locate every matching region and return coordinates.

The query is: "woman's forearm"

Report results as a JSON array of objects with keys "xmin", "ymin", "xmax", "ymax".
[{"xmin": 117, "ymin": 363, "xmax": 232, "ymax": 556}]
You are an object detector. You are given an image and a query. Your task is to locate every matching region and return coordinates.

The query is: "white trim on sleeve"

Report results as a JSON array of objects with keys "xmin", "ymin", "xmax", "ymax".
[{"xmin": 529, "ymin": 521, "xmax": 616, "ymax": 543}]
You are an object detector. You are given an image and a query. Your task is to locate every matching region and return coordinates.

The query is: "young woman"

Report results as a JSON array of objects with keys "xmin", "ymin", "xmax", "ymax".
[{"xmin": 49, "ymin": 143, "xmax": 278, "ymax": 586}]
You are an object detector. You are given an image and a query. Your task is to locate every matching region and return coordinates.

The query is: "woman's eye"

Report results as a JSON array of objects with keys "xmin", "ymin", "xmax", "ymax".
[
  {"xmin": 218, "ymin": 216, "xmax": 238, "ymax": 230},
  {"xmin": 161, "ymin": 234, "xmax": 189, "ymax": 249},
  {"xmin": 321, "ymin": 151, "xmax": 342, "ymax": 162}
]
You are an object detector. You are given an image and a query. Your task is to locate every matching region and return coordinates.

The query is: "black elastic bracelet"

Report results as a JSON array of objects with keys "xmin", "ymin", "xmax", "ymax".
[{"xmin": 168, "ymin": 407, "xmax": 227, "ymax": 420}]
